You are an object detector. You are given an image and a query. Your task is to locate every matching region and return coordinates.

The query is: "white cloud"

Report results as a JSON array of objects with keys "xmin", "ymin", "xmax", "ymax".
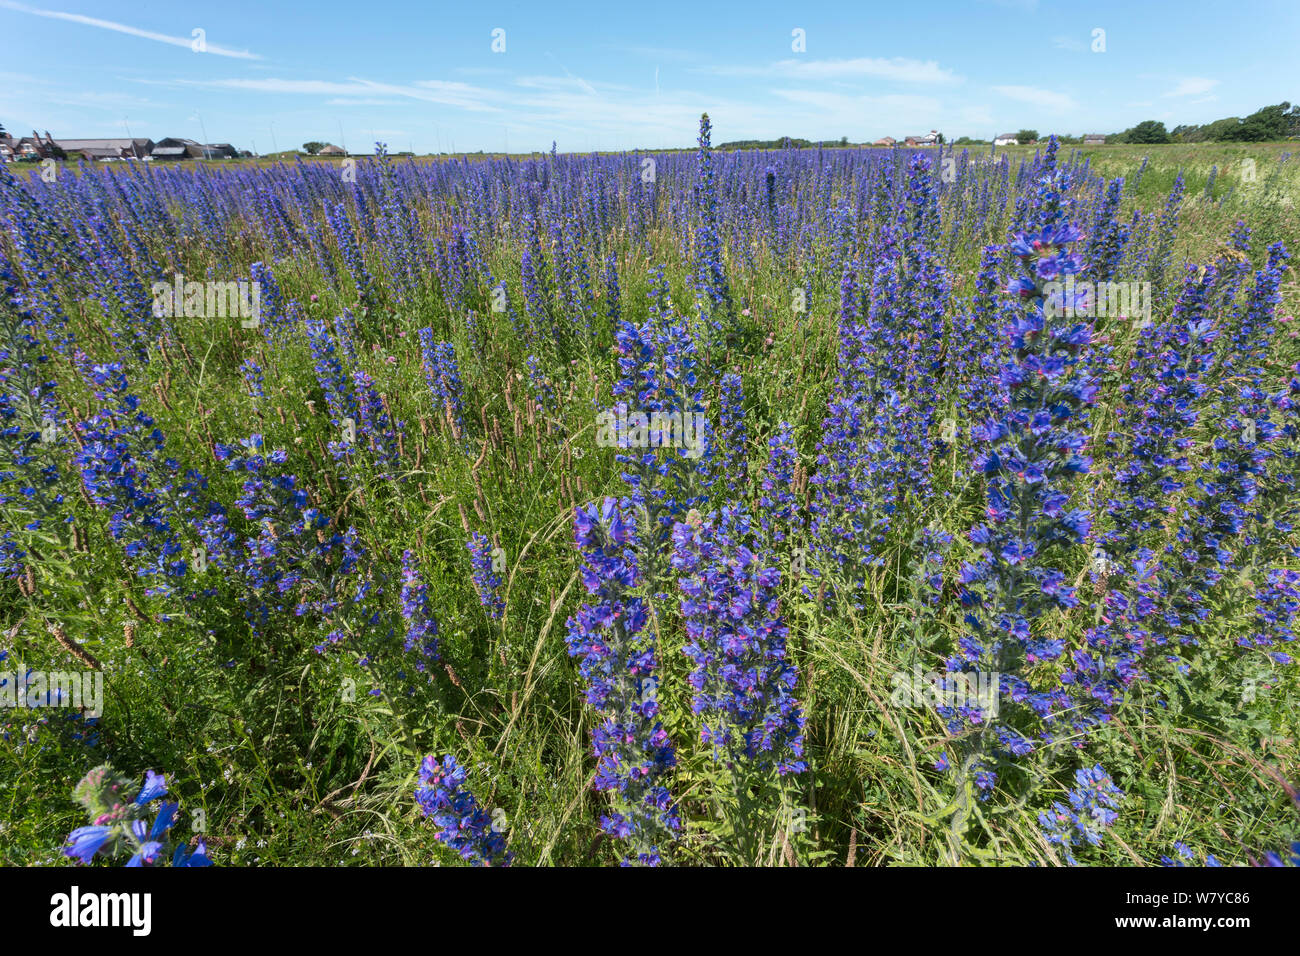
[
  {"xmin": 1163, "ymin": 77, "xmax": 1219, "ymax": 98},
  {"xmin": 772, "ymin": 57, "xmax": 961, "ymax": 84},
  {"xmin": 516, "ymin": 75, "xmax": 604, "ymax": 94},
  {"xmin": 1051, "ymin": 35, "xmax": 1088, "ymax": 53},
  {"xmin": 992, "ymin": 84, "xmax": 1078, "ymax": 111},
  {"xmin": 173, "ymin": 76, "xmax": 502, "ymax": 113},
  {"xmin": 770, "ymin": 89, "xmax": 942, "ymax": 115},
  {"xmin": 613, "ymin": 45, "xmax": 698, "ymax": 62},
  {"xmin": 325, "ymin": 98, "xmax": 401, "ymax": 106},
  {"xmin": 0, "ymin": 0, "xmax": 260, "ymax": 59},
  {"xmin": 543, "ymin": 53, "xmax": 597, "ymax": 96},
  {"xmin": 697, "ymin": 57, "xmax": 962, "ymax": 85}
]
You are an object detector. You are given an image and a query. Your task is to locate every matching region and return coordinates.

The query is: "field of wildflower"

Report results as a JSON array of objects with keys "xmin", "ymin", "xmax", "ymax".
[{"xmin": 1, "ymin": 118, "xmax": 1297, "ymax": 868}]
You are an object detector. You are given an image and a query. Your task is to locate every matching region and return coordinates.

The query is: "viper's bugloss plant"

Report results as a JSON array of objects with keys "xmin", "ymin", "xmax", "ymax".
[
  {"xmin": 415, "ymin": 754, "xmax": 512, "ymax": 866},
  {"xmin": 63, "ymin": 765, "xmax": 212, "ymax": 867},
  {"xmin": 466, "ymin": 532, "xmax": 504, "ymax": 620},
  {"xmin": 3, "ymin": 115, "xmax": 1298, "ymax": 872},
  {"xmin": 692, "ymin": 113, "xmax": 731, "ymax": 336},
  {"xmin": 74, "ymin": 357, "xmax": 191, "ymax": 596},
  {"xmin": 399, "ymin": 549, "xmax": 440, "ymax": 667},
  {"xmin": 416, "ymin": 329, "xmax": 466, "ymax": 442},
  {"xmin": 214, "ymin": 433, "xmax": 365, "ymax": 636},
  {"xmin": 1037, "ymin": 764, "xmax": 1124, "ymax": 866},
  {"xmin": 566, "ymin": 497, "xmax": 678, "ymax": 865},
  {"xmin": 951, "ymin": 140, "xmax": 1098, "ymax": 840},
  {"xmin": 713, "ymin": 372, "xmax": 747, "ymax": 495},
  {"xmin": 671, "ymin": 506, "xmax": 806, "ymax": 774},
  {"xmin": 759, "ymin": 421, "xmax": 802, "ymax": 545},
  {"xmin": 0, "ymin": 285, "xmax": 67, "ymax": 563},
  {"xmin": 609, "ymin": 270, "xmax": 710, "ymax": 560}
]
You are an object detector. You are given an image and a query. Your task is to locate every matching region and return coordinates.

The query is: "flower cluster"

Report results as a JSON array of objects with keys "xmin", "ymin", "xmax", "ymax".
[
  {"xmin": 1037, "ymin": 764, "xmax": 1124, "ymax": 866},
  {"xmin": 691, "ymin": 113, "xmax": 731, "ymax": 334},
  {"xmin": 712, "ymin": 372, "xmax": 747, "ymax": 494},
  {"xmin": 466, "ymin": 532, "xmax": 505, "ymax": 620},
  {"xmin": 399, "ymin": 549, "xmax": 440, "ymax": 668},
  {"xmin": 417, "ymin": 329, "xmax": 466, "ymax": 440},
  {"xmin": 0, "ymin": 293, "xmax": 66, "ymax": 561},
  {"xmin": 63, "ymin": 765, "xmax": 212, "ymax": 867},
  {"xmin": 214, "ymin": 434, "xmax": 365, "ymax": 634},
  {"xmin": 758, "ymin": 421, "xmax": 802, "ymax": 545},
  {"xmin": 415, "ymin": 754, "xmax": 512, "ymax": 866},
  {"xmin": 73, "ymin": 358, "xmax": 188, "ymax": 596},
  {"xmin": 566, "ymin": 498, "xmax": 678, "ymax": 864},
  {"xmin": 955, "ymin": 143, "xmax": 1098, "ymax": 781},
  {"xmin": 609, "ymin": 271, "xmax": 710, "ymax": 548},
  {"xmin": 672, "ymin": 506, "xmax": 806, "ymax": 774}
]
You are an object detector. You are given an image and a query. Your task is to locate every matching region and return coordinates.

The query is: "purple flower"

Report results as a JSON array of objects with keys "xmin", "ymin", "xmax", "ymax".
[{"xmin": 415, "ymin": 754, "xmax": 512, "ymax": 866}]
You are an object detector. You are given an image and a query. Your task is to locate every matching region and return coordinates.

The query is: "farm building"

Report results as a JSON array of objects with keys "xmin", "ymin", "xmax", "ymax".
[
  {"xmin": 1083, "ymin": 134, "xmax": 1106, "ymax": 145},
  {"xmin": 319, "ymin": 144, "xmax": 346, "ymax": 156},
  {"xmin": 873, "ymin": 136, "xmax": 896, "ymax": 146},
  {"xmin": 904, "ymin": 131, "xmax": 940, "ymax": 147},
  {"xmin": 155, "ymin": 137, "xmax": 204, "ymax": 159},
  {"xmin": 54, "ymin": 138, "xmax": 154, "ymax": 159},
  {"xmin": 994, "ymin": 133, "xmax": 1018, "ymax": 146},
  {"xmin": 7, "ymin": 131, "xmax": 59, "ymax": 160}
]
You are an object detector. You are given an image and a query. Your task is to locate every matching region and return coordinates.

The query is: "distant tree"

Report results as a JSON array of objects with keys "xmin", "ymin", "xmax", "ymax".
[
  {"xmin": 1223, "ymin": 102, "xmax": 1295, "ymax": 141},
  {"xmin": 1015, "ymin": 129, "xmax": 1039, "ymax": 143},
  {"xmin": 953, "ymin": 136, "xmax": 989, "ymax": 146},
  {"xmin": 840, "ymin": 135, "xmax": 849, "ymax": 146},
  {"xmin": 1122, "ymin": 120, "xmax": 1170, "ymax": 144},
  {"xmin": 302, "ymin": 141, "xmax": 325, "ymax": 155},
  {"xmin": 718, "ymin": 137, "xmax": 814, "ymax": 150},
  {"xmin": 1196, "ymin": 117, "xmax": 1242, "ymax": 142}
]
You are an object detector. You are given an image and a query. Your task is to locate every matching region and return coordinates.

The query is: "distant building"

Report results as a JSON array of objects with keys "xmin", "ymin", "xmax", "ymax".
[
  {"xmin": 54, "ymin": 138, "xmax": 153, "ymax": 159},
  {"xmin": 994, "ymin": 133, "xmax": 1018, "ymax": 146},
  {"xmin": 15, "ymin": 136, "xmax": 53, "ymax": 160},
  {"xmin": 156, "ymin": 137, "xmax": 204, "ymax": 159},
  {"xmin": 3, "ymin": 130, "xmax": 243, "ymax": 162},
  {"xmin": 77, "ymin": 147, "xmax": 128, "ymax": 161},
  {"xmin": 318, "ymin": 144, "xmax": 346, "ymax": 156},
  {"xmin": 873, "ymin": 136, "xmax": 896, "ymax": 147},
  {"xmin": 1083, "ymin": 134, "xmax": 1106, "ymax": 145},
  {"xmin": 150, "ymin": 139, "xmax": 240, "ymax": 160}
]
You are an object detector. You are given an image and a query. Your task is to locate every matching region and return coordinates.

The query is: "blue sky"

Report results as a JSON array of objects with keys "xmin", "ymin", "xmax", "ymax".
[{"xmin": 1, "ymin": 0, "xmax": 1296, "ymax": 153}]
